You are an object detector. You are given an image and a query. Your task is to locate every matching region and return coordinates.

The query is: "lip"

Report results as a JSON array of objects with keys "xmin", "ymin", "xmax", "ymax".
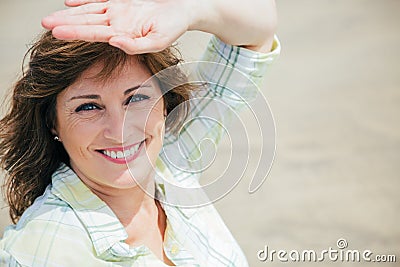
[
  {"xmin": 96, "ymin": 139, "xmax": 146, "ymax": 164},
  {"xmin": 98, "ymin": 140, "xmax": 144, "ymax": 152}
]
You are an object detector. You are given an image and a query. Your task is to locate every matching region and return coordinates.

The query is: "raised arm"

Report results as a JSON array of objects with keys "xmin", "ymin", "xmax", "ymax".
[{"xmin": 42, "ymin": 0, "xmax": 277, "ymax": 54}]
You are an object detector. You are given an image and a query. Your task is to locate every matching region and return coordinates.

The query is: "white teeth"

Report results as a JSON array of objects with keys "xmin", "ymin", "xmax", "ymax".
[
  {"xmin": 123, "ymin": 150, "xmax": 131, "ymax": 157},
  {"xmin": 102, "ymin": 140, "xmax": 144, "ymax": 160},
  {"xmin": 130, "ymin": 141, "xmax": 142, "ymax": 155}
]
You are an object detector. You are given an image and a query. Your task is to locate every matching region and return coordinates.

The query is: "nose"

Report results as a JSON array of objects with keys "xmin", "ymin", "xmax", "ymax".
[{"xmin": 103, "ymin": 107, "xmax": 125, "ymax": 143}]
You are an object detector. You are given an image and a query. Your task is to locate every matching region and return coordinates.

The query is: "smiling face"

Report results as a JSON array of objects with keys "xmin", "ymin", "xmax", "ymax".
[{"xmin": 54, "ymin": 57, "xmax": 165, "ymax": 192}]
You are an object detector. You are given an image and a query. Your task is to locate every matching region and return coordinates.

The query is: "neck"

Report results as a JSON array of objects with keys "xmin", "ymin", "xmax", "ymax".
[
  {"xmin": 72, "ymin": 164, "xmax": 159, "ymax": 227},
  {"xmin": 94, "ymin": 179, "xmax": 158, "ymax": 226}
]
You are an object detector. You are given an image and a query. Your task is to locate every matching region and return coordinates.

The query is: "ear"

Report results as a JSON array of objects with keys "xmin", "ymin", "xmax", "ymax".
[{"xmin": 51, "ymin": 128, "xmax": 58, "ymax": 136}]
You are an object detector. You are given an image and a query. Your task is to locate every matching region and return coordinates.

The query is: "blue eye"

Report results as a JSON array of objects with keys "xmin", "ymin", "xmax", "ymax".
[
  {"xmin": 127, "ymin": 94, "xmax": 150, "ymax": 104},
  {"xmin": 75, "ymin": 103, "xmax": 99, "ymax": 112}
]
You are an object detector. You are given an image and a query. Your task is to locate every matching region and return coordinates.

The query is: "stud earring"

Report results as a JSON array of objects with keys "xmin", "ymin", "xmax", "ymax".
[{"xmin": 54, "ymin": 136, "xmax": 60, "ymax": 141}]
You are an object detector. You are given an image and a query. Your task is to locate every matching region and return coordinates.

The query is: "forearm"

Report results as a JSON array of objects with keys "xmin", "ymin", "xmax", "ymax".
[{"xmin": 188, "ymin": 0, "xmax": 277, "ymax": 52}]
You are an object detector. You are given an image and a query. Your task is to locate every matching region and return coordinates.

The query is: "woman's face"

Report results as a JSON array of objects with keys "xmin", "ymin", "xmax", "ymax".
[{"xmin": 54, "ymin": 58, "xmax": 165, "ymax": 191}]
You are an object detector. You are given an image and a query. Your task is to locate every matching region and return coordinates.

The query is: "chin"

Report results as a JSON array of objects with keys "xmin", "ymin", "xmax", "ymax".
[
  {"xmin": 126, "ymin": 163, "xmax": 156, "ymax": 186},
  {"xmin": 99, "ymin": 162, "xmax": 152, "ymax": 190},
  {"xmin": 126, "ymin": 145, "xmax": 160, "ymax": 184}
]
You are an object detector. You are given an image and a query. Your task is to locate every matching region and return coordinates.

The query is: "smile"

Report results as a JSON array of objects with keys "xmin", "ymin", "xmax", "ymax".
[{"xmin": 96, "ymin": 140, "xmax": 145, "ymax": 163}]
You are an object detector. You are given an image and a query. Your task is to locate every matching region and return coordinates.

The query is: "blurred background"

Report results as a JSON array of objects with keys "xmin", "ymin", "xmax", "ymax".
[{"xmin": 1, "ymin": 0, "xmax": 399, "ymax": 266}]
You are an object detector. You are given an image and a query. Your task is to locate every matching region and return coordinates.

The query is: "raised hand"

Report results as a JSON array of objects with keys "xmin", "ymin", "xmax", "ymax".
[{"xmin": 42, "ymin": 0, "xmax": 193, "ymax": 54}]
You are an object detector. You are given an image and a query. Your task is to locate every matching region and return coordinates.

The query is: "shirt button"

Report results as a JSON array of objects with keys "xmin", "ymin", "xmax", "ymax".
[{"xmin": 170, "ymin": 244, "xmax": 180, "ymax": 255}]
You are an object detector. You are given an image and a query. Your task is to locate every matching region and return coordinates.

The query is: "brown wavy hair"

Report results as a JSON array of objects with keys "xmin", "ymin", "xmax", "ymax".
[{"xmin": 0, "ymin": 31, "xmax": 193, "ymax": 223}]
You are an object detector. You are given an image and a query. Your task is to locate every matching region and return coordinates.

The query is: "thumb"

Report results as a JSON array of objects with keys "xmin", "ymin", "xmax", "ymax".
[{"xmin": 109, "ymin": 34, "xmax": 168, "ymax": 55}]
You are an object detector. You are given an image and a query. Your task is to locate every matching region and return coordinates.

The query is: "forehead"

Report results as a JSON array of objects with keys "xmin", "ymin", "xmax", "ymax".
[{"xmin": 62, "ymin": 56, "xmax": 153, "ymax": 96}]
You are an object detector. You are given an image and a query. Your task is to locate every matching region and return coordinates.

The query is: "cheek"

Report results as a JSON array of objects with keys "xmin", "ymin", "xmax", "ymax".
[
  {"xmin": 125, "ymin": 99, "xmax": 165, "ymax": 136},
  {"xmin": 56, "ymin": 112, "xmax": 100, "ymax": 156},
  {"xmin": 130, "ymin": 114, "xmax": 164, "ymax": 153},
  {"xmin": 145, "ymin": 102, "xmax": 165, "ymax": 136}
]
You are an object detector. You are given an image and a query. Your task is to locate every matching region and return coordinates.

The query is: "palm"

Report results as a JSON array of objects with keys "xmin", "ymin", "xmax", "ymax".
[{"xmin": 42, "ymin": 0, "xmax": 190, "ymax": 54}]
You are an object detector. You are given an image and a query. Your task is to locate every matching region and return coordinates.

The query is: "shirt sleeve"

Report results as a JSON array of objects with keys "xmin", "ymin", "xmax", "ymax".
[{"xmin": 159, "ymin": 35, "xmax": 281, "ymax": 184}]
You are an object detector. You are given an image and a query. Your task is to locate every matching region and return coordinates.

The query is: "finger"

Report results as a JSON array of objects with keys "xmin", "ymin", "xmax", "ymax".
[
  {"xmin": 109, "ymin": 35, "xmax": 168, "ymax": 55},
  {"xmin": 52, "ymin": 25, "xmax": 115, "ymax": 42},
  {"xmin": 42, "ymin": 14, "xmax": 109, "ymax": 29},
  {"xmin": 65, "ymin": 0, "xmax": 108, "ymax": 7},
  {"xmin": 52, "ymin": 2, "xmax": 107, "ymax": 16}
]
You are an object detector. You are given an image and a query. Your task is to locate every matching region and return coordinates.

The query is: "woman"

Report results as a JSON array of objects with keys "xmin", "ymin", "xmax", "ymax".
[{"xmin": 0, "ymin": 0, "xmax": 280, "ymax": 266}]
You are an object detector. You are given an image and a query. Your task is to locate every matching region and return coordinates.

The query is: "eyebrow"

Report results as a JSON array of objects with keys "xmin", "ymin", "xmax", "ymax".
[{"xmin": 68, "ymin": 84, "xmax": 152, "ymax": 102}]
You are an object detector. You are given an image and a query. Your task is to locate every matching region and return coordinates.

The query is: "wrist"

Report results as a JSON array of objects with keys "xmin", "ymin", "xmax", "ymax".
[
  {"xmin": 187, "ymin": 0, "xmax": 219, "ymax": 33},
  {"xmin": 187, "ymin": 0, "xmax": 277, "ymax": 51}
]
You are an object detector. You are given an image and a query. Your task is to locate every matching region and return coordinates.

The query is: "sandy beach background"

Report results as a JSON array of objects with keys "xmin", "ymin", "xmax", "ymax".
[{"xmin": 1, "ymin": 0, "xmax": 399, "ymax": 266}]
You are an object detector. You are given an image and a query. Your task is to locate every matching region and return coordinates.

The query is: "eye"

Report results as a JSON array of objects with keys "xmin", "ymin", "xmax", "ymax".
[
  {"xmin": 127, "ymin": 94, "xmax": 150, "ymax": 104},
  {"xmin": 75, "ymin": 103, "xmax": 100, "ymax": 112}
]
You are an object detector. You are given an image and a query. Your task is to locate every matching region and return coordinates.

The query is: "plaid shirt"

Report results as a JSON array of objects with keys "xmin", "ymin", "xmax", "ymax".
[{"xmin": 0, "ymin": 35, "xmax": 280, "ymax": 267}]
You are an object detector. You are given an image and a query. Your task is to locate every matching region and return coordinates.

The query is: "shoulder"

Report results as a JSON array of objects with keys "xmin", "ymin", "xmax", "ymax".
[
  {"xmin": 0, "ymin": 186, "xmax": 94, "ymax": 267},
  {"xmin": 12, "ymin": 184, "xmax": 87, "ymax": 233}
]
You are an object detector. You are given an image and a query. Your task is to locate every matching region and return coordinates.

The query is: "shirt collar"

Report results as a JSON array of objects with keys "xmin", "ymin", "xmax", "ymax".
[
  {"xmin": 50, "ymin": 162, "xmax": 198, "ymax": 258},
  {"xmin": 154, "ymin": 159, "xmax": 198, "ymax": 218}
]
